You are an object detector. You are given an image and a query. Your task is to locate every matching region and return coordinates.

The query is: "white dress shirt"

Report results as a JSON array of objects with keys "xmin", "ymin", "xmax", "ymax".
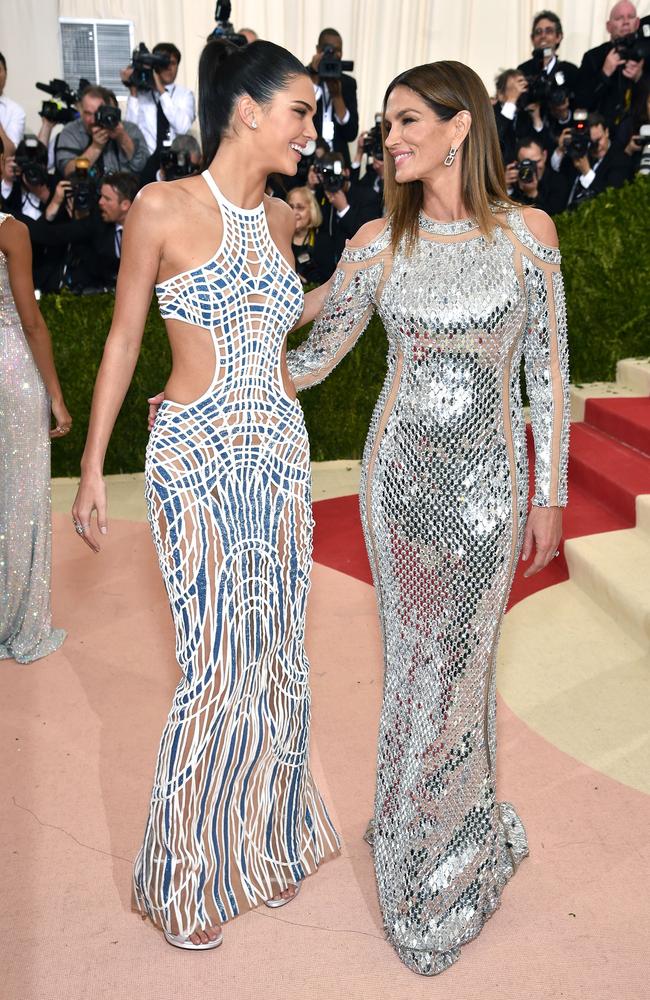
[
  {"xmin": 0, "ymin": 94, "xmax": 26, "ymax": 146},
  {"xmin": 125, "ymin": 83, "xmax": 196, "ymax": 155},
  {"xmin": 313, "ymin": 82, "xmax": 350, "ymax": 148}
]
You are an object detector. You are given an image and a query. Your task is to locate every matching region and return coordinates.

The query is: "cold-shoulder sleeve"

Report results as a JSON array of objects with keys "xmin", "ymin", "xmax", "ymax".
[
  {"xmin": 288, "ymin": 226, "xmax": 392, "ymax": 390},
  {"xmin": 509, "ymin": 210, "xmax": 570, "ymax": 508}
]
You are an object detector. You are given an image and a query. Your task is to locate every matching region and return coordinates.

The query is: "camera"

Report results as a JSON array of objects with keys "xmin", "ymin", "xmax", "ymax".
[
  {"xmin": 94, "ymin": 105, "xmax": 121, "ymax": 131},
  {"xmin": 362, "ymin": 115, "xmax": 384, "ymax": 160},
  {"xmin": 315, "ymin": 159, "xmax": 345, "ymax": 193},
  {"xmin": 125, "ymin": 43, "xmax": 171, "ymax": 91},
  {"xmin": 160, "ymin": 149, "xmax": 200, "ymax": 181},
  {"xmin": 520, "ymin": 48, "xmax": 571, "ymax": 111},
  {"xmin": 613, "ymin": 24, "xmax": 650, "ymax": 62},
  {"xmin": 66, "ymin": 158, "xmax": 96, "ymax": 214},
  {"xmin": 562, "ymin": 111, "xmax": 593, "ymax": 159},
  {"xmin": 207, "ymin": 1, "xmax": 248, "ymax": 46},
  {"xmin": 15, "ymin": 135, "xmax": 49, "ymax": 188},
  {"xmin": 637, "ymin": 123, "xmax": 650, "ymax": 176},
  {"xmin": 318, "ymin": 44, "xmax": 354, "ymax": 80},
  {"xmin": 35, "ymin": 78, "xmax": 84, "ymax": 124},
  {"xmin": 517, "ymin": 159, "xmax": 537, "ymax": 184}
]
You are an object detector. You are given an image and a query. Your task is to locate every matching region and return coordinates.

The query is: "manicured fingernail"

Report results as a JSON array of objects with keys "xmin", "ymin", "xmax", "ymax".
[{"xmin": 100, "ymin": 527, "xmax": 107, "ymax": 535}]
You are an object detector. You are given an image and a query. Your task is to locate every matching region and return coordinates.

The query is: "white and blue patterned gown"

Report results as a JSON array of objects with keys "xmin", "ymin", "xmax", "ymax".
[{"xmin": 133, "ymin": 172, "xmax": 339, "ymax": 936}]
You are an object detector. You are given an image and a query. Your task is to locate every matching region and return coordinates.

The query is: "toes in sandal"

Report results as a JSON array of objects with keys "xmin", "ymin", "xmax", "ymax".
[
  {"xmin": 264, "ymin": 881, "xmax": 302, "ymax": 909},
  {"xmin": 164, "ymin": 929, "xmax": 223, "ymax": 950}
]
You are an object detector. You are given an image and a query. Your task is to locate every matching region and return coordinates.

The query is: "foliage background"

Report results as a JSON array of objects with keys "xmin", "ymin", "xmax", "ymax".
[{"xmin": 45, "ymin": 176, "xmax": 650, "ymax": 476}]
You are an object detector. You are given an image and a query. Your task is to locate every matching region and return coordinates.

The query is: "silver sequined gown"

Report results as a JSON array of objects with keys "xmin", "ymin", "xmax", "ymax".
[
  {"xmin": 0, "ymin": 212, "xmax": 65, "ymax": 663},
  {"xmin": 288, "ymin": 207, "xmax": 569, "ymax": 975}
]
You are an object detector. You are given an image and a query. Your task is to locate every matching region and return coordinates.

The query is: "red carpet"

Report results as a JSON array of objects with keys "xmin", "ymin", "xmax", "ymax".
[{"xmin": 584, "ymin": 397, "xmax": 650, "ymax": 456}]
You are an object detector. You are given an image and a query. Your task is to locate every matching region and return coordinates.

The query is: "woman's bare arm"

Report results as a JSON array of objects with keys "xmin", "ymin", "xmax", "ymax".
[
  {"xmin": 0, "ymin": 217, "xmax": 68, "ymax": 428},
  {"xmin": 72, "ymin": 185, "xmax": 167, "ymax": 550}
]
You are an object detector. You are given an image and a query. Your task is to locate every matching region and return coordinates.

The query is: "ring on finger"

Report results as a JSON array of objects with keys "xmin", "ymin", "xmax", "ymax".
[{"xmin": 74, "ymin": 521, "xmax": 85, "ymax": 535}]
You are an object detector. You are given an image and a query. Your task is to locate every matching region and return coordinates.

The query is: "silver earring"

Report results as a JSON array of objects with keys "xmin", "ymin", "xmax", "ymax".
[
  {"xmin": 444, "ymin": 145, "xmax": 457, "ymax": 167},
  {"xmin": 250, "ymin": 119, "xmax": 258, "ymax": 130}
]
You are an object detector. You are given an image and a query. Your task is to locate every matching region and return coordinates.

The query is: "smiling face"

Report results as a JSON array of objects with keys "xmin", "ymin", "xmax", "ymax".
[
  {"xmin": 287, "ymin": 190, "xmax": 311, "ymax": 232},
  {"xmin": 532, "ymin": 17, "xmax": 562, "ymax": 51},
  {"xmin": 383, "ymin": 85, "xmax": 467, "ymax": 184},
  {"xmin": 249, "ymin": 74, "xmax": 317, "ymax": 176}
]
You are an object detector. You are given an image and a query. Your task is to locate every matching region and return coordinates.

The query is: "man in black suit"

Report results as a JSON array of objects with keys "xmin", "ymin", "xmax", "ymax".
[
  {"xmin": 90, "ymin": 172, "xmax": 139, "ymax": 287},
  {"xmin": 577, "ymin": 1, "xmax": 648, "ymax": 124},
  {"xmin": 307, "ymin": 28, "xmax": 358, "ymax": 167},
  {"xmin": 564, "ymin": 113, "xmax": 631, "ymax": 208},
  {"xmin": 518, "ymin": 10, "xmax": 580, "ymax": 110},
  {"xmin": 506, "ymin": 136, "xmax": 570, "ymax": 215},
  {"xmin": 315, "ymin": 151, "xmax": 381, "ymax": 260}
]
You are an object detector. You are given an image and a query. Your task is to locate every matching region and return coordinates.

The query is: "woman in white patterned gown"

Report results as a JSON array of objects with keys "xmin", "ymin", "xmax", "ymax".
[
  {"xmin": 0, "ymin": 183, "xmax": 71, "ymax": 664},
  {"xmin": 72, "ymin": 40, "xmax": 339, "ymax": 949}
]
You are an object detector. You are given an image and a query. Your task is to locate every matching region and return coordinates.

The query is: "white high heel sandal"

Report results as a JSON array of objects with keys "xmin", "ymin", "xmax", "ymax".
[
  {"xmin": 164, "ymin": 929, "xmax": 223, "ymax": 951},
  {"xmin": 264, "ymin": 881, "xmax": 302, "ymax": 909}
]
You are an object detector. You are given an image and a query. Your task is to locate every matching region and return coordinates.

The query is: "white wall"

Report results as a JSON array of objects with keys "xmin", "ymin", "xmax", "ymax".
[{"xmin": 3, "ymin": 0, "xmax": 650, "ymax": 139}]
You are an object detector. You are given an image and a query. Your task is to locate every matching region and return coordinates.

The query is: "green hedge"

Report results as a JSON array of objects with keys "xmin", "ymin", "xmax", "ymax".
[{"xmin": 47, "ymin": 175, "xmax": 650, "ymax": 476}]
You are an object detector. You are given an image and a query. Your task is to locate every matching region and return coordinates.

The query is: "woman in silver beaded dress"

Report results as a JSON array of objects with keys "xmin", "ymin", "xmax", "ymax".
[
  {"xmin": 288, "ymin": 61, "xmax": 569, "ymax": 975},
  {"xmin": 0, "ymin": 201, "xmax": 72, "ymax": 663}
]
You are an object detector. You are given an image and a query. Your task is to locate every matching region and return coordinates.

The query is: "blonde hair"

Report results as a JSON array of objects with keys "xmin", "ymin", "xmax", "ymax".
[
  {"xmin": 287, "ymin": 186, "xmax": 323, "ymax": 230},
  {"xmin": 382, "ymin": 61, "xmax": 513, "ymax": 252}
]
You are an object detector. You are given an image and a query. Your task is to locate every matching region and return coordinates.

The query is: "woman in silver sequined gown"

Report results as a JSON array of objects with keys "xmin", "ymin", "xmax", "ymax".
[
  {"xmin": 288, "ymin": 62, "xmax": 569, "ymax": 975},
  {"xmin": 0, "ymin": 210, "xmax": 71, "ymax": 662}
]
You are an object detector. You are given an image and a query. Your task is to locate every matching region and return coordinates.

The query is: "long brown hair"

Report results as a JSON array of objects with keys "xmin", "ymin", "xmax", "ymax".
[{"xmin": 382, "ymin": 61, "xmax": 512, "ymax": 252}]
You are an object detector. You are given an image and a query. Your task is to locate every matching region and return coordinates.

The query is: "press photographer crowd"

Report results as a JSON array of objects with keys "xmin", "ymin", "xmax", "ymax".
[{"xmin": 1, "ymin": 1, "xmax": 649, "ymax": 295}]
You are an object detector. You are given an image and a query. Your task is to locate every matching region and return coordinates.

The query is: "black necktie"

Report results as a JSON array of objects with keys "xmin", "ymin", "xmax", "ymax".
[{"xmin": 156, "ymin": 95, "xmax": 171, "ymax": 150}]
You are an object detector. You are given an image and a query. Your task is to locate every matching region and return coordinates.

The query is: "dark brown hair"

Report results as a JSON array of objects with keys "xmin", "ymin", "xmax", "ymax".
[{"xmin": 382, "ymin": 61, "xmax": 513, "ymax": 252}]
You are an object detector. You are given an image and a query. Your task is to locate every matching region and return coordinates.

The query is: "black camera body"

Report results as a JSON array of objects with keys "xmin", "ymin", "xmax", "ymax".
[
  {"xmin": 316, "ymin": 160, "xmax": 346, "ymax": 193},
  {"xmin": 521, "ymin": 48, "xmax": 570, "ymax": 110},
  {"xmin": 36, "ymin": 78, "xmax": 82, "ymax": 124},
  {"xmin": 14, "ymin": 136, "xmax": 49, "ymax": 188},
  {"xmin": 362, "ymin": 117, "xmax": 384, "ymax": 160},
  {"xmin": 126, "ymin": 43, "xmax": 171, "ymax": 91},
  {"xmin": 160, "ymin": 149, "xmax": 199, "ymax": 181},
  {"xmin": 517, "ymin": 159, "xmax": 538, "ymax": 184},
  {"xmin": 318, "ymin": 45, "xmax": 354, "ymax": 80},
  {"xmin": 613, "ymin": 25, "xmax": 650, "ymax": 62},
  {"xmin": 95, "ymin": 104, "xmax": 121, "ymax": 131},
  {"xmin": 66, "ymin": 159, "xmax": 97, "ymax": 214},
  {"xmin": 207, "ymin": 1, "xmax": 248, "ymax": 46},
  {"xmin": 562, "ymin": 114, "xmax": 593, "ymax": 159}
]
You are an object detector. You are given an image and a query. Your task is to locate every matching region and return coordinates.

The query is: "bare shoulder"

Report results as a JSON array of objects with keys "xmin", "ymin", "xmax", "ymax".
[
  {"xmin": 0, "ymin": 214, "xmax": 29, "ymax": 253},
  {"xmin": 520, "ymin": 206, "xmax": 559, "ymax": 248},
  {"xmin": 348, "ymin": 217, "xmax": 390, "ymax": 249}
]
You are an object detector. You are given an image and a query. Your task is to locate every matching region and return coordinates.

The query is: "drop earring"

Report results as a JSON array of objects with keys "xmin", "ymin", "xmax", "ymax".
[{"xmin": 444, "ymin": 145, "xmax": 457, "ymax": 167}]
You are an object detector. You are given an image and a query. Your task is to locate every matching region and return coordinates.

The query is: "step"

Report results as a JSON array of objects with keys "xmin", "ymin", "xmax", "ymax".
[
  {"xmin": 584, "ymin": 397, "xmax": 650, "ymax": 457},
  {"xmin": 637, "ymin": 495, "xmax": 650, "ymax": 537},
  {"xmin": 616, "ymin": 358, "xmax": 650, "ymax": 395},
  {"xmin": 564, "ymin": 527, "xmax": 650, "ymax": 648},
  {"xmin": 569, "ymin": 422, "xmax": 650, "ymax": 525},
  {"xmin": 570, "ymin": 381, "xmax": 641, "ymax": 423}
]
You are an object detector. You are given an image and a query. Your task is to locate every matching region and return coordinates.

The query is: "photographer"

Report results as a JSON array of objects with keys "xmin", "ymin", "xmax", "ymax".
[
  {"xmin": 307, "ymin": 28, "xmax": 358, "ymax": 166},
  {"xmin": 494, "ymin": 69, "xmax": 550, "ymax": 164},
  {"xmin": 577, "ymin": 2, "xmax": 649, "ymax": 125},
  {"xmin": 505, "ymin": 136, "xmax": 569, "ymax": 215},
  {"xmin": 0, "ymin": 53, "xmax": 26, "ymax": 156},
  {"xmin": 517, "ymin": 11, "xmax": 580, "ymax": 113},
  {"xmin": 55, "ymin": 85, "xmax": 148, "ymax": 179},
  {"xmin": 616, "ymin": 75, "xmax": 650, "ymax": 172},
  {"xmin": 315, "ymin": 151, "xmax": 382, "ymax": 260},
  {"xmin": 350, "ymin": 119, "xmax": 385, "ymax": 217},
  {"xmin": 122, "ymin": 43, "xmax": 196, "ymax": 158},
  {"xmin": 1, "ymin": 136, "xmax": 54, "ymax": 220},
  {"xmin": 563, "ymin": 112, "xmax": 631, "ymax": 209},
  {"xmin": 158, "ymin": 134, "xmax": 202, "ymax": 181}
]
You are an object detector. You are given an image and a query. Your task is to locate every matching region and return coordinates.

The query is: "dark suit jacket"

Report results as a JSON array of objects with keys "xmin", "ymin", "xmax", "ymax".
[
  {"xmin": 575, "ymin": 40, "xmax": 643, "ymax": 124},
  {"xmin": 566, "ymin": 143, "xmax": 631, "ymax": 207},
  {"xmin": 511, "ymin": 166, "xmax": 570, "ymax": 216},
  {"xmin": 311, "ymin": 72, "xmax": 359, "ymax": 166},
  {"xmin": 26, "ymin": 213, "xmax": 121, "ymax": 292},
  {"xmin": 517, "ymin": 56, "xmax": 580, "ymax": 101},
  {"xmin": 319, "ymin": 182, "xmax": 381, "ymax": 259}
]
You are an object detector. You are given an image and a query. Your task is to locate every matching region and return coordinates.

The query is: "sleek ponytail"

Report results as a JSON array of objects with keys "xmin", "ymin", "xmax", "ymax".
[{"xmin": 198, "ymin": 39, "xmax": 309, "ymax": 164}]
